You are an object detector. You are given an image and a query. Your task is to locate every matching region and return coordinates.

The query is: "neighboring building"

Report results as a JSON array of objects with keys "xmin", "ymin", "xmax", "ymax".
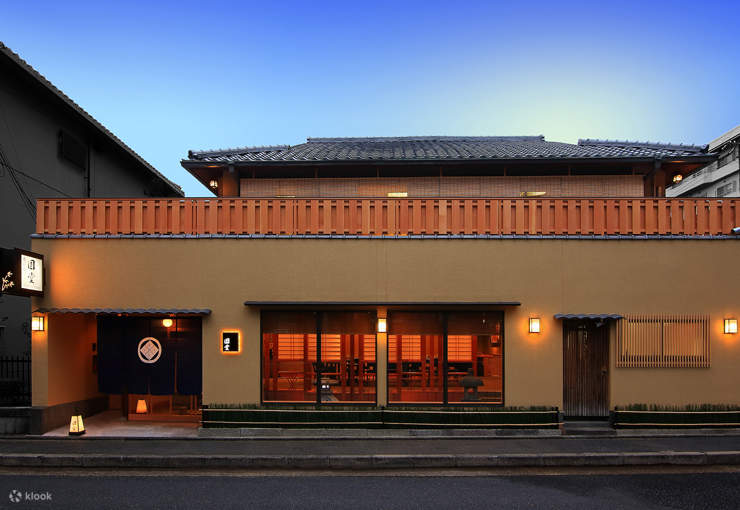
[
  {"xmin": 667, "ymin": 125, "xmax": 740, "ymax": 198},
  {"xmin": 182, "ymin": 136, "xmax": 713, "ymax": 198},
  {"xmin": 0, "ymin": 42, "xmax": 183, "ymax": 356},
  {"xmin": 25, "ymin": 136, "xmax": 740, "ymax": 433}
]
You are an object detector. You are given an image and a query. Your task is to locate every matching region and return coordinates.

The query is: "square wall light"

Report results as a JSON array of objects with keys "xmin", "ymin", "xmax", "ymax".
[
  {"xmin": 724, "ymin": 319, "xmax": 737, "ymax": 334},
  {"xmin": 377, "ymin": 318, "xmax": 387, "ymax": 333},
  {"xmin": 31, "ymin": 316, "xmax": 45, "ymax": 331},
  {"xmin": 529, "ymin": 317, "xmax": 541, "ymax": 334}
]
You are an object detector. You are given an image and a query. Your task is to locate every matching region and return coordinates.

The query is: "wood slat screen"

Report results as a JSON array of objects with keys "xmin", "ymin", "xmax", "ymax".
[
  {"xmin": 35, "ymin": 198, "xmax": 740, "ymax": 237},
  {"xmin": 617, "ymin": 314, "xmax": 710, "ymax": 368}
]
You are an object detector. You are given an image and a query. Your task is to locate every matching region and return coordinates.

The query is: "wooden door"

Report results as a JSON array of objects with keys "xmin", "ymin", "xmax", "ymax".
[{"xmin": 563, "ymin": 320, "xmax": 609, "ymax": 417}]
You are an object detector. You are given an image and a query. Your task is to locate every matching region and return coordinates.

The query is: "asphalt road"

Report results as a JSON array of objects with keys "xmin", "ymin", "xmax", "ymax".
[
  {"xmin": 1, "ymin": 470, "xmax": 740, "ymax": 509},
  {"xmin": 3, "ymin": 435, "xmax": 740, "ymax": 456}
]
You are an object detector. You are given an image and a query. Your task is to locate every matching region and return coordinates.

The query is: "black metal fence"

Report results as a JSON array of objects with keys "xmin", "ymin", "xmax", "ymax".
[{"xmin": 0, "ymin": 356, "xmax": 31, "ymax": 406}]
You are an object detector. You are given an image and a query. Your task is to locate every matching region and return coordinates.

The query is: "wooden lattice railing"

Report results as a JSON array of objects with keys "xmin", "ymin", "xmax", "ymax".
[{"xmin": 35, "ymin": 198, "xmax": 740, "ymax": 236}]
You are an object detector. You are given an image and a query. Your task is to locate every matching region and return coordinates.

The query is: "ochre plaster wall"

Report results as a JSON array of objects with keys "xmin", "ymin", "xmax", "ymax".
[
  {"xmin": 30, "ymin": 238, "xmax": 740, "ymax": 408},
  {"xmin": 32, "ymin": 313, "xmax": 99, "ymax": 407}
]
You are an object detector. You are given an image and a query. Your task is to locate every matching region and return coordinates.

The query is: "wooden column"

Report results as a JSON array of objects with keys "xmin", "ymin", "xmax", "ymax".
[
  {"xmin": 376, "ymin": 308, "xmax": 388, "ymax": 406},
  {"xmin": 221, "ymin": 166, "xmax": 239, "ymax": 197}
]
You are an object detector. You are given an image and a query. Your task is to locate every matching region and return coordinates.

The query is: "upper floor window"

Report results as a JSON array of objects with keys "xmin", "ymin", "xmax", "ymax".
[
  {"xmin": 58, "ymin": 130, "xmax": 87, "ymax": 170},
  {"xmin": 716, "ymin": 181, "xmax": 737, "ymax": 197},
  {"xmin": 717, "ymin": 146, "xmax": 738, "ymax": 169}
]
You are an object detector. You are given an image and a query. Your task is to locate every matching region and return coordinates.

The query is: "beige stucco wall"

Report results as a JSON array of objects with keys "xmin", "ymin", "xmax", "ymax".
[
  {"xmin": 30, "ymin": 238, "xmax": 740, "ymax": 409},
  {"xmin": 31, "ymin": 313, "xmax": 99, "ymax": 407}
]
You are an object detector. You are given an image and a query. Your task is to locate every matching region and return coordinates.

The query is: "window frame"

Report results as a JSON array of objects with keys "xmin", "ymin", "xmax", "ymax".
[{"xmin": 386, "ymin": 310, "xmax": 505, "ymax": 406}]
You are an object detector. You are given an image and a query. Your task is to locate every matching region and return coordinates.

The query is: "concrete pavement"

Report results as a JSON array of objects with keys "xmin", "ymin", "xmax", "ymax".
[{"xmin": 3, "ymin": 435, "xmax": 740, "ymax": 470}]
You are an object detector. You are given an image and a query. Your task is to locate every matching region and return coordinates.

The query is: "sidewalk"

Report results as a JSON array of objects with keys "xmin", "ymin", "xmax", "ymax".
[{"xmin": 2, "ymin": 433, "xmax": 740, "ymax": 470}]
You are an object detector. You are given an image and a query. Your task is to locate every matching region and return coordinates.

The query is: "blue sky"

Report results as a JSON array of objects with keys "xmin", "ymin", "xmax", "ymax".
[{"xmin": 2, "ymin": 0, "xmax": 739, "ymax": 196}]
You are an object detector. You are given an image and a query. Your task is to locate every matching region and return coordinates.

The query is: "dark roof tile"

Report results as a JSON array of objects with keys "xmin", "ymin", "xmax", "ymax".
[{"xmin": 186, "ymin": 136, "xmax": 707, "ymax": 164}]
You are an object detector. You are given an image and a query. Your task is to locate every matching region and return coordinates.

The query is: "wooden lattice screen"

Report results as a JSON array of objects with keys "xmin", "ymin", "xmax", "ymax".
[{"xmin": 617, "ymin": 314, "xmax": 710, "ymax": 368}]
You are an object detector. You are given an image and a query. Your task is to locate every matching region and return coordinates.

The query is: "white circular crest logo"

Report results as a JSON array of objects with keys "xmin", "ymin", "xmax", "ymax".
[{"xmin": 138, "ymin": 337, "xmax": 162, "ymax": 364}]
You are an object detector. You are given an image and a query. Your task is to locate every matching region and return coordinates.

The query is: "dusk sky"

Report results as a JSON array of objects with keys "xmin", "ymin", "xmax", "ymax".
[{"xmin": 2, "ymin": 0, "xmax": 739, "ymax": 196}]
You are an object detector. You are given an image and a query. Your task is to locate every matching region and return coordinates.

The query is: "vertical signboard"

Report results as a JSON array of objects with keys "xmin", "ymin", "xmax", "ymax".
[
  {"xmin": 221, "ymin": 331, "xmax": 240, "ymax": 354},
  {"xmin": 0, "ymin": 248, "xmax": 44, "ymax": 297}
]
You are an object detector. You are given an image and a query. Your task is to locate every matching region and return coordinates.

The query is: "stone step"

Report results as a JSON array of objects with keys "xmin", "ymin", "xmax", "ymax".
[{"xmin": 562, "ymin": 420, "xmax": 616, "ymax": 436}]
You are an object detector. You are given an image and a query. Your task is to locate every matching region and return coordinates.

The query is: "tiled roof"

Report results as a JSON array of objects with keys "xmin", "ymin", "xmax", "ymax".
[
  {"xmin": 554, "ymin": 314, "xmax": 623, "ymax": 320},
  {"xmin": 0, "ymin": 41, "xmax": 183, "ymax": 196},
  {"xmin": 186, "ymin": 136, "xmax": 708, "ymax": 164}
]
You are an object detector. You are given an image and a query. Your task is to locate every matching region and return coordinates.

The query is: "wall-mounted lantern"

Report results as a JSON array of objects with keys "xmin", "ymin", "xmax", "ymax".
[
  {"xmin": 672, "ymin": 174, "xmax": 683, "ymax": 184},
  {"xmin": 31, "ymin": 315, "xmax": 45, "ymax": 331},
  {"xmin": 209, "ymin": 179, "xmax": 219, "ymax": 189},
  {"xmin": 377, "ymin": 318, "xmax": 387, "ymax": 333},
  {"xmin": 724, "ymin": 318, "xmax": 737, "ymax": 334},
  {"xmin": 529, "ymin": 317, "xmax": 541, "ymax": 334},
  {"xmin": 162, "ymin": 318, "xmax": 173, "ymax": 328}
]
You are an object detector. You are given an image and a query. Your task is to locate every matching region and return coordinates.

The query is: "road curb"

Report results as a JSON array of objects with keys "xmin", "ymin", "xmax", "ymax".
[{"xmin": 2, "ymin": 451, "xmax": 740, "ymax": 469}]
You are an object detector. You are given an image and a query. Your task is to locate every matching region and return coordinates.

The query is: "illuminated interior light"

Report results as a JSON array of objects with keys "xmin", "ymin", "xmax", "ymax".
[{"xmin": 135, "ymin": 399, "xmax": 148, "ymax": 414}]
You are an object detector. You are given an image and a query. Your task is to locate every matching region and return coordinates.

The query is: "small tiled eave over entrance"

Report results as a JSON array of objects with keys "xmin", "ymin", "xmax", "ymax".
[{"xmin": 33, "ymin": 197, "xmax": 740, "ymax": 238}]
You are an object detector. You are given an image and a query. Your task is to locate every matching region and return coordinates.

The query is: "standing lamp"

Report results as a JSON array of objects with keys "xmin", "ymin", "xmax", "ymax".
[
  {"xmin": 69, "ymin": 413, "xmax": 85, "ymax": 436},
  {"xmin": 135, "ymin": 399, "xmax": 148, "ymax": 414}
]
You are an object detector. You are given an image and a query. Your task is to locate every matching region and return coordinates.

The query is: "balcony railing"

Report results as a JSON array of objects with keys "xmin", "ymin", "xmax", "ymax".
[{"xmin": 35, "ymin": 197, "xmax": 740, "ymax": 237}]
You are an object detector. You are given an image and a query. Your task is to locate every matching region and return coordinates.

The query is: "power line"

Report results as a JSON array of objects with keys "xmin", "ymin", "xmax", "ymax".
[
  {"xmin": 0, "ymin": 159, "xmax": 73, "ymax": 198},
  {"xmin": 0, "ymin": 150, "xmax": 35, "ymax": 218}
]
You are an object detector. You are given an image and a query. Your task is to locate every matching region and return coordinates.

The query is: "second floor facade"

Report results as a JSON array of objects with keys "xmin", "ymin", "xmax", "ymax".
[{"xmin": 182, "ymin": 136, "xmax": 714, "ymax": 200}]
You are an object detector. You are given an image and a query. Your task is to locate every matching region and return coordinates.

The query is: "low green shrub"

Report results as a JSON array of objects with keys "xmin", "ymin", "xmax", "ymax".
[{"xmin": 616, "ymin": 403, "xmax": 740, "ymax": 412}]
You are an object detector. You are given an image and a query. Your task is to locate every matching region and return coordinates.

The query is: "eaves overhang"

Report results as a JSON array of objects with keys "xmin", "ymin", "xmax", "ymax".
[
  {"xmin": 244, "ymin": 301, "xmax": 521, "ymax": 310},
  {"xmin": 182, "ymin": 154, "xmax": 715, "ymax": 169},
  {"xmin": 35, "ymin": 308, "xmax": 211, "ymax": 316},
  {"xmin": 554, "ymin": 313, "xmax": 623, "ymax": 320}
]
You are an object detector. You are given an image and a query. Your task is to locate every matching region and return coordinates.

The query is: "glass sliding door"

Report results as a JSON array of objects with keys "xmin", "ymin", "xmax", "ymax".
[
  {"xmin": 261, "ymin": 310, "xmax": 377, "ymax": 404},
  {"xmin": 447, "ymin": 312, "xmax": 503, "ymax": 404},
  {"xmin": 321, "ymin": 312, "xmax": 376, "ymax": 402},
  {"xmin": 262, "ymin": 311, "xmax": 317, "ymax": 403},
  {"xmin": 387, "ymin": 311, "xmax": 504, "ymax": 405},
  {"xmin": 388, "ymin": 312, "xmax": 444, "ymax": 404}
]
